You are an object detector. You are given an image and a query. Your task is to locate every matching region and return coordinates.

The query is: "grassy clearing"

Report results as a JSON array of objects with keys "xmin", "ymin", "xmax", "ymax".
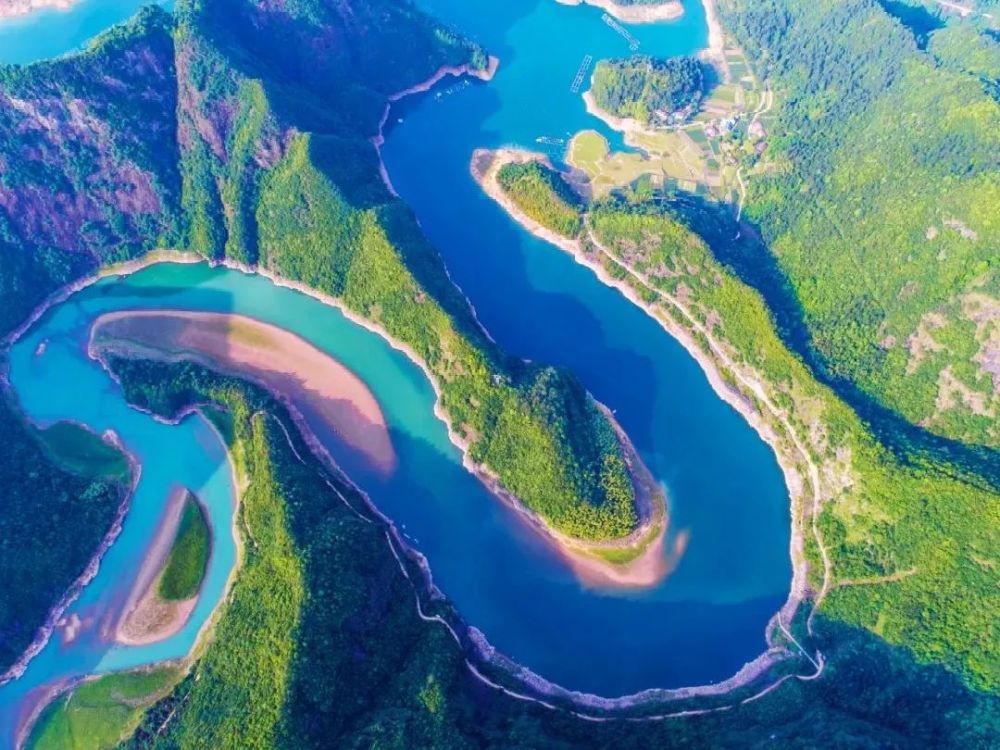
[
  {"xmin": 707, "ymin": 84, "xmax": 739, "ymax": 106},
  {"xmin": 568, "ymin": 129, "xmax": 609, "ymax": 169},
  {"xmin": 27, "ymin": 667, "xmax": 181, "ymax": 750},
  {"xmin": 157, "ymin": 493, "xmax": 211, "ymax": 601},
  {"xmin": 587, "ymin": 517, "xmax": 663, "ymax": 565},
  {"xmin": 568, "ymin": 129, "xmax": 712, "ymax": 198}
]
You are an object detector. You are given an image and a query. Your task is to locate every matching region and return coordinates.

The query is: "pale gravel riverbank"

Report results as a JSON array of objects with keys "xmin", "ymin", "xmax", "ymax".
[
  {"xmin": 555, "ymin": 0, "xmax": 684, "ymax": 24},
  {"xmin": 0, "ymin": 0, "xmax": 75, "ymax": 20}
]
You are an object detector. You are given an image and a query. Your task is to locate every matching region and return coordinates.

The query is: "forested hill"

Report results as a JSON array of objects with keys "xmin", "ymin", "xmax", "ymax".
[
  {"xmin": 0, "ymin": 10, "xmax": 183, "ymax": 333},
  {"xmin": 717, "ymin": 0, "xmax": 1000, "ymax": 452},
  {"xmin": 590, "ymin": 55, "xmax": 706, "ymax": 125},
  {"xmin": 0, "ymin": 0, "xmax": 484, "ymax": 335}
]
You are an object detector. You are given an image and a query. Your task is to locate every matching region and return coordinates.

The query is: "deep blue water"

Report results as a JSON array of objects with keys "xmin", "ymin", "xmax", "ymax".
[{"xmin": 383, "ymin": 0, "xmax": 790, "ymax": 630}]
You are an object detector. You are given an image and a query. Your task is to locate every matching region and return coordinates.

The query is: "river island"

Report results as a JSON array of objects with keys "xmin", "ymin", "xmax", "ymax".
[{"xmin": 116, "ymin": 487, "xmax": 211, "ymax": 647}]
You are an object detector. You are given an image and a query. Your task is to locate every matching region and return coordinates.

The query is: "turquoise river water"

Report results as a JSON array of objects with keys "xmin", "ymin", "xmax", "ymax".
[{"xmin": 0, "ymin": 1, "xmax": 791, "ymax": 745}]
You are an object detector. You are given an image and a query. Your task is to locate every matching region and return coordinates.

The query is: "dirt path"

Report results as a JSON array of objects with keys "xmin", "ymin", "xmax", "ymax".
[{"xmin": 735, "ymin": 83, "xmax": 772, "ymax": 222}]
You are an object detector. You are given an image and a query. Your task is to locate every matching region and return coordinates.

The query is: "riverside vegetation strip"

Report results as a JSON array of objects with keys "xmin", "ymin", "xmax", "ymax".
[{"xmin": 25, "ymin": 667, "xmax": 182, "ymax": 750}]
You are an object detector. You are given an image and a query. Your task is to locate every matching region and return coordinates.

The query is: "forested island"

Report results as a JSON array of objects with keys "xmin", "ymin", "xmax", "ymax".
[
  {"xmin": 589, "ymin": 55, "xmax": 707, "ymax": 126},
  {"xmin": 116, "ymin": 488, "xmax": 211, "ymax": 647},
  {"xmin": 2, "ymin": 0, "xmax": 999, "ymax": 746}
]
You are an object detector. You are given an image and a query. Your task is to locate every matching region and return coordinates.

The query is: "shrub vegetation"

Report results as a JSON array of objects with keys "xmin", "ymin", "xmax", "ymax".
[
  {"xmin": 590, "ymin": 55, "xmax": 705, "ymax": 124},
  {"xmin": 496, "ymin": 161, "xmax": 584, "ymax": 238}
]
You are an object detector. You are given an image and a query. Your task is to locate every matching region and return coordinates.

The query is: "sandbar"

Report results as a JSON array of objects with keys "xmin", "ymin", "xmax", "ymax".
[
  {"xmin": 0, "ymin": 0, "xmax": 75, "ymax": 20},
  {"xmin": 116, "ymin": 486, "xmax": 198, "ymax": 647},
  {"xmin": 90, "ymin": 310, "xmax": 396, "ymax": 476},
  {"xmin": 555, "ymin": 0, "xmax": 684, "ymax": 23}
]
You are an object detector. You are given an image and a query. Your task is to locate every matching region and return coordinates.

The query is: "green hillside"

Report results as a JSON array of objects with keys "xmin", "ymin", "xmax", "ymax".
[
  {"xmin": 0, "ymin": 407, "xmax": 129, "ymax": 673},
  {"xmin": 718, "ymin": 0, "xmax": 1000, "ymax": 453}
]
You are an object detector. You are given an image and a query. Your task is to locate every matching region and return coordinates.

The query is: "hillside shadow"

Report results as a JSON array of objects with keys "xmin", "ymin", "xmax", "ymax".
[
  {"xmin": 876, "ymin": 0, "xmax": 945, "ymax": 50},
  {"xmin": 666, "ymin": 193, "xmax": 1000, "ymax": 491}
]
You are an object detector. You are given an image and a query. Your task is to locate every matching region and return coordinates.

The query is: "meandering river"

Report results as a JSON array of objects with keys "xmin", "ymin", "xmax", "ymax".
[{"xmin": 0, "ymin": 1, "xmax": 791, "ymax": 745}]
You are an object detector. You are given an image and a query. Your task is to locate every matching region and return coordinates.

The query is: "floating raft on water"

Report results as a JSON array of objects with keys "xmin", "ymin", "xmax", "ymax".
[
  {"xmin": 570, "ymin": 54, "xmax": 593, "ymax": 93},
  {"xmin": 602, "ymin": 13, "xmax": 640, "ymax": 51}
]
